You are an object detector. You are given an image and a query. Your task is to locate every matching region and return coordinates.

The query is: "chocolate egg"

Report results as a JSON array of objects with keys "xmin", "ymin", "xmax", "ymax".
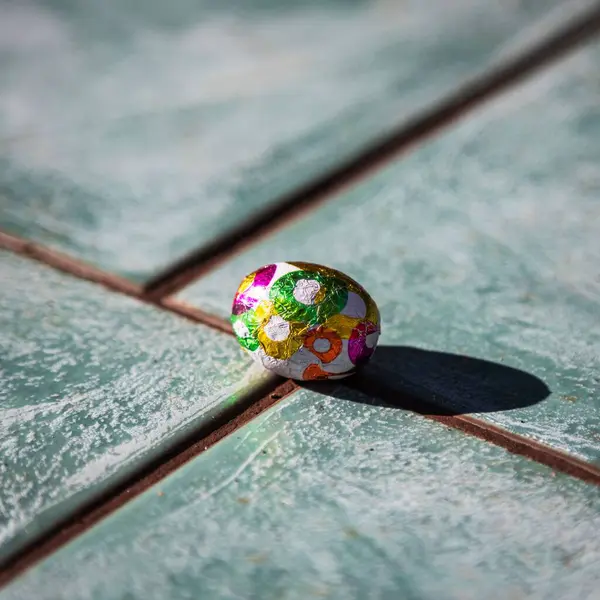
[{"xmin": 231, "ymin": 262, "xmax": 380, "ymax": 380}]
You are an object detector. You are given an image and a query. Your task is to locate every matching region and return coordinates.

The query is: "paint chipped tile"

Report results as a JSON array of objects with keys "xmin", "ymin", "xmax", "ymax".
[
  {"xmin": 4, "ymin": 387, "xmax": 599, "ymax": 600},
  {"xmin": 0, "ymin": 0, "xmax": 574, "ymax": 280},
  {"xmin": 180, "ymin": 42, "xmax": 600, "ymax": 463},
  {"xmin": 0, "ymin": 251, "xmax": 270, "ymax": 563}
]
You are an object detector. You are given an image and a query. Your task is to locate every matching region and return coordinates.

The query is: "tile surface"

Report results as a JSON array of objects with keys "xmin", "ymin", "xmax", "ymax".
[
  {"xmin": 5, "ymin": 387, "xmax": 600, "ymax": 600},
  {"xmin": 0, "ymin": 251, "xmax": 268, "ymax": 562},
  {"xmin": 181, "ymin": 42, "xmax": 600, "ymax": 463},
  {"xmin": 0, "ymin": 0, "xmax": 573, "ymax": 280}
]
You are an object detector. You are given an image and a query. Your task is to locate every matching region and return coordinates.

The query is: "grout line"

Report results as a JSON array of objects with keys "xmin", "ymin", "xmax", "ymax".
[
  {"xmin": 143, "ymin": 3, "xmax": 600, "ymax": 300},
  {"xmin": 3, "ymin": 231, "xmax": 600, "ymax": 486},
  {"xmin": 1, "ymin": 2, "xmax": 599, "ymax": 586},
  {"xmin": 2, "ymin": 233, "xmax": 600, "ymax": 588},
  {"xmin": 0, "ymin": 378, "xmax": 299, "ymax": 588},
  {"xmin": 445, "ymin": 415, "xmax": 600, "ymax": 485},
  {"xmin": 0, "ymin": 231, "xmax": 142, "ymax": 297},
  {"xmin": 342, "ymin": 375, "xmax": 600, "ymax": 486},
  {"xmin": 160, "ymin": 296, "xmax": 233, "ymax": 335},
  {"xmin": 0, "ymin": 231, "xmax": 231, "ymax": 335}
]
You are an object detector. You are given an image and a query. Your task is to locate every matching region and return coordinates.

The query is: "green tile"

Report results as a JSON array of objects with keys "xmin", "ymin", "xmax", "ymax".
[
  {"xmin": 0, "ymin": 250, "xmax": 269, "ymax": 562},
  {"xmin": 5, "ymin": 387, "xmax": 599, "ymax": 600},
  {"xmin": 0, "ymin": 0, "xmax": 572, "ymax": 280},
  {"xmin": 180, "ymin": 42, "xmax": 600, "ymax": 463}
]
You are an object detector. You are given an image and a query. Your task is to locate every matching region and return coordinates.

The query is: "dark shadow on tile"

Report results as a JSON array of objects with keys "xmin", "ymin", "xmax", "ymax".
[{"xmin": 301, "ymin": 345, "xmax": 550, "ymax": 416}]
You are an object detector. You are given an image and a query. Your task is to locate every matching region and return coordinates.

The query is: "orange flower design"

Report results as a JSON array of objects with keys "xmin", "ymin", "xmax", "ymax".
[
  {"xmin": 304, "ymin": 326, "xmax": 342, "ymax": 363},
  {"xmin": 302, "ymin": 363, "xmax": 332, "ymax": 381}
]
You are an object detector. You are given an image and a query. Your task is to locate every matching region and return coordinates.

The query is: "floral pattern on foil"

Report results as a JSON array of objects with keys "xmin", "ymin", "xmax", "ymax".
[{"xmin": 231, "ymin": 262, "xmax": 380, "ymax": 380}]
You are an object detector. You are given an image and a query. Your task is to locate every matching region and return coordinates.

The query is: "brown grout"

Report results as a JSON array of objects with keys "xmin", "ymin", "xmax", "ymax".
[
  {"xmin": 2, "ymin": 231, "xmax": 600, "ymax": 589},
  {"xmin": 0, "ymin": 231, "xmax": 231, "ymax": 334},
  {"xmin": 342, "ymin": 375, "xmax": 600, "ymax": 487},
  {"xmin": 0, "ymin": 378, "xmax": 298, "ymax": 588},
  {"xmin": 160, "ymin": 296, "xmax": 233, "ymax": 335},
  {"xmin": 143, "ymin": 3, "xmax": 600, "ymax": 300},
  {"xmin": 2, "ymin": 4, "xmax": 600, "ymax": 584},
  {"xmin": 443, "ymin": 415, "xmax": 600, "ymax": 485},
  {"xmin": 0, "ymin": 230, "xmax": 285, "ymax": 586},
  {"xmin": 0, "ymin": 231, "xmax": 143, "ymax": 297}
]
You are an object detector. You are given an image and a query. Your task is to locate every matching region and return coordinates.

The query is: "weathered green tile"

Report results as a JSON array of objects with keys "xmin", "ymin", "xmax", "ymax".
[
  {"xmin": 180, "ymin": 42, "xmax": 600, "ymax": 463},
  {"xmin": 0, "ymin": 250, "xmax": 269, "ymax": 562},
  {"xmin": 0, "ymin": 0, "xmax": 574, "ymax": 280},
  {"xmin": 5, "ymin": 387, "xmax": 600, "ymax": 600}
]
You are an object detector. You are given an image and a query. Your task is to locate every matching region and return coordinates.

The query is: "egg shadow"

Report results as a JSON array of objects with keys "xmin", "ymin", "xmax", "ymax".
[{"xmin": 300, "ymin": 345, "xmax": 550, "ymax": 416}]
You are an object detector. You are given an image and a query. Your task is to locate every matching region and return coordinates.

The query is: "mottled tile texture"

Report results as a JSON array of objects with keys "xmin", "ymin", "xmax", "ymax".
[
  {"xmin": 0, "ymin": 0, "xmax": 568, "ymax": 279},
  {"xmin": 5, "ymin": 387, "xmax": 599, "ymax": 600},
  {"xmin": 0, "ymin": 251, "xmax": 267, "ymax": 561},
  {"xmin": 181, "ymin": 43, "xmax": 600, "ymax": 463}
]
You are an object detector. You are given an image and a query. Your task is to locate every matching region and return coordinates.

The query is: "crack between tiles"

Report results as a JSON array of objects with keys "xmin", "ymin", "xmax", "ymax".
[
  {"xmin": 143, "ymin": 2, "xmax": 600, "ymax": 300},
  {"xmin": 1, "ymin": 232, "xmax": 600, "ymax": 590}
]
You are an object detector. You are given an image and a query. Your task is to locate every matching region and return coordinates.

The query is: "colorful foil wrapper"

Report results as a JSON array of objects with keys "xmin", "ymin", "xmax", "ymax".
[{"xmin": 231, "ymin": 262, "xmax": 380, "ymax": 381}]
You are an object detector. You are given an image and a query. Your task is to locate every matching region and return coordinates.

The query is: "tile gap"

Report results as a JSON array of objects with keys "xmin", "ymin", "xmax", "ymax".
[
  {"xmin": 0, "ymin": 231, "xmax": 142, "ymax": 296},
  {"xmin": 0, "ymin": 231, "xmax": 232, "ymax": 335},
  {"xmin": 2, "ymin": 232, "xmax": 599, "ymax": 591},
  {"xmin": 143, "ymin": 3, "xmax": 600, "ymax": 300},
  {"xmin": 337, "ymin": 373, "xmax": 600, "ymax": 487},
  {"xmin": 2, "ymin": 1, "xmax": 598, "ymax": 570},
  {"xmin": 0, "ymin": 377, "xmax": 298, "ymax": 589},
  {"xmin": 3, "ymin": 231, "xmax": 600, "ymax": 488}
]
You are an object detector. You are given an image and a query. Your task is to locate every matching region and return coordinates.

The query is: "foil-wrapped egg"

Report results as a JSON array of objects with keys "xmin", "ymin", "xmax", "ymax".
[{"xmin": 231, "ymin": 262, "xmax": 380, "ymax": 381}]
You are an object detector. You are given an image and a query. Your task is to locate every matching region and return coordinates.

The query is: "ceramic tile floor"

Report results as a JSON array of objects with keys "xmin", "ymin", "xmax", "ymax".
[
  {"xmin": 181, "ymin": 39, "xmax": 600, "ymax": 464},
  {"xmin": 0, "ymin": 251, "xmax": 272, "ymax": 563},
  {"xmin": 0, "ymin": 0, "xmax": 573, "ymax": 281},
  {"xmin": 1, "ymin": 1, "xmax": 600, "ymax": 598},
  {"xmin": 5, "ymin": 388, "xmax": 600, "ymax": 600}
]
